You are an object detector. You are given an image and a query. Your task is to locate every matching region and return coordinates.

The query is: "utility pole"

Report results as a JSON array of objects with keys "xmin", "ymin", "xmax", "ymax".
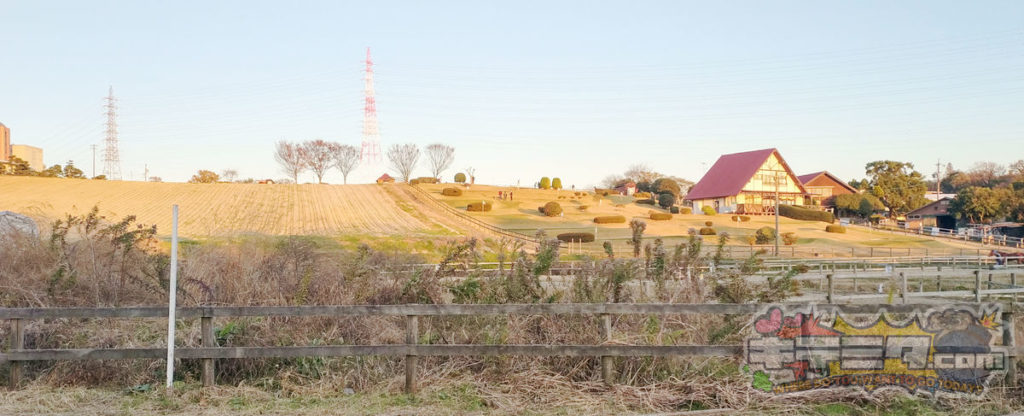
[
  {"xmin": 144, "ymin": 164, "xmax": 149, "ymax": 182},
  {"xmin": 934, "ymin": 159, "xmax": 942, "ymax": 200},
  {"xmin": 90, "ymin": 144, "xmax": 97, "ymax": 177},
  {"xmin": 774, "ymin": 171, "xmax": 780, "ymax": 257}
]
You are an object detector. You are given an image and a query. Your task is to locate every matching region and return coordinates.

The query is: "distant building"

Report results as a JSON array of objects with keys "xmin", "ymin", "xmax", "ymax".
[
  {"xmin": 11, "ymin": 145, "xmax": 43, "ymax": 171},
  {"xmin": 0, "ymin": 122, "xmax": 10, "ymax": 162},
  {"xmin": 905, "ymin": 197, "xmax": 955, "ymax": 229},
  {"xmin": 797, "ymin": 171, "xmax": 857, "ymax": 208},
  {"xmin": 615, "ymin": 181, "xmax": 637, "ymax": 196},
  {"xmin": 924, "ymin": 193, "xmax": 957, "ymax": 202},
  {"xmin": 684, "ymin": 148, "xmax": 808, "ymax": 214},
  {"xmin": 376, "ymin": 173, "xmax": 395, "ymax": 184}
]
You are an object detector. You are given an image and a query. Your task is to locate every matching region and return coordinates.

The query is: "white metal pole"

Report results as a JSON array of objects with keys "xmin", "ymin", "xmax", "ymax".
[{"xmin": 166, "ymin": 204, "xmax": 179, "ymax": 389}]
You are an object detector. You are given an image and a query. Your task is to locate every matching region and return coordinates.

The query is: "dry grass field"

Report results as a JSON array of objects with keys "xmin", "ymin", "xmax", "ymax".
[{"xmin": 0, "ymin": 176, "xmax": 459, "ymax": 238}]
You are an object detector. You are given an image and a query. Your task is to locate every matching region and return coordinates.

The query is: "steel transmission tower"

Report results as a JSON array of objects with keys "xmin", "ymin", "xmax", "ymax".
[
  {"xmin": 103, "ymin": 86, "xmax": 122, "ymax": 180},
  {"xmin": 360, "ymin": 48, "xmax": 382, "ymax": 162}
]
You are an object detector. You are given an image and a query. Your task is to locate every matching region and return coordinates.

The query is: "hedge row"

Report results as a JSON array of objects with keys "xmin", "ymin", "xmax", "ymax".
[
  {"xmin": 650, "ymin": 212, "xmax": 672, "ymax": 221},
  {"xmin": 409, "ymin": 177, "xmax": 439, "ymax": 185},
  {"xmin": 633, "ymin": 192, "xmax": 652, "ymax": 199},
  {"xmin": 825, "ymin": 224, "xmax": 847, "ymax": 233},
  {"xmin": 778, "ymin": 204, "xmax": 834, "ymax": 223},
  {"xmin": 594, "ymin": 215, "xmax": 627, "ymax": 224},
  {"xmin": 636, "ymin": 199, "xmax": 656, "ymax": 205},
  {"xmin": 556, "ymin": 232, "xmax": 595, "ymax": 243},
  {"xmin": 467, "ymin": 202, "xmax": 492, "ymax": 212},
  {"xmin": 441, "ymin": 187, "xmax": 463, "ymax": 196}
]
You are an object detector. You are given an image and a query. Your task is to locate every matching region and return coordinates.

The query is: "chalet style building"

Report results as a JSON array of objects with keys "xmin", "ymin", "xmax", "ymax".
[
  {"xmin": 685, "ymin": 148, "xmax": 808, "ymax": 214},
  {"xmin": 905, "ymin": 197, "xmax": 955, "ymax": 229},
  {"xmin": 797, "ymin": 171, "xmax": 858, "ymax": 208}
]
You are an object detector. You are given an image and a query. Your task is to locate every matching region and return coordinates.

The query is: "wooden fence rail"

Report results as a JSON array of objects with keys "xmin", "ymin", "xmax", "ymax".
[{"xmin": 1, "ymin": 302, "xmax": 1015, "ymax": 393}]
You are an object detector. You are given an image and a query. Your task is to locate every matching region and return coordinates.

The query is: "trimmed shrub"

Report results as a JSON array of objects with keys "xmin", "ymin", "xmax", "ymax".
[
  {"xmin": 731, "ymin": 215, "xmax": 739, "ymax": 222},
  {"xmin": 755, "ymin": 226, "xmax": 776, "ymax": 244},
  {"xmin": 552, "ymin": 177, "xmax": 563, "ymax": 190},
  {"xmin": 467, "ymin": 202, "xmax": 492, "ymax": 212},
  {"xmin": 594, "ymin": 188, "xmax": 612, "ymax": 196},
  {"xmin": 634, "ymin": 192, "xmax": 652, "ymax": 199},
  {"xmin": 578, "ymin": 205, "xmax": 589, "ymax": 211},
  {"xmin": 410, "ymin": 176, "xmax": 438, "ymax": 185},
  {"xmin": 556, "ymin": 232, "xmax": 595, "ymax": 243},
  {"xmin": 538, "ymin": 206, "xmax": 546, "ymax": 214},
  {"xmin": 594, "ymin": 215, "xmax": 627, "ymax": 224},
  {"xmin": 670, "ymin": 206, "xmax": 680, "ymax": 214},
  {"xmin": 743, "ymin": 235, "xmax": 757, "ymax": 245},
  {"xmin": 740, "ymin": 215, "xmax": 751, "ymax": 222},
  {"xmin": 782, "ymin": 232, "xmax": 798, "ymax": 245},
  {"xmin": 441, "ymin": 187, "xmax": 463, "ymax": 196},
  {"xmin": 613, "ymin": 204, "xmax": 625, "ymax": 208},
  {"xmin": 650, "ymin": 212, "xmax": 672, "ymax": 221},
  {"xmin": 657, "ymin": 192, "xmax": 675, "ymax": 209},
  {"xmin": 679, "ymin": 207, "xmax": 692, "ymax": 215},
  {"xmin": 454, "ymin": 172, "xmax": 466, "ymax": 183},
  {"xmin": 778, "ymin": 204, "xmax": 834, "ymax": 223},
  {"xmin": 704, "ymin": 221, "xmax": 713, "ymax": 227},
  {"xmin": 636, "ymin": 199, "xmax": 655, "ymax": 205},
  {"xmin": 825, "ymin": 224, "xmax": 847, "ymax": 233},
  {"xmin": 652, "ymin": 178, "xmax": 681, "ymax": 198},
  {"xmin": 699, "ymin": 227, "xmax": 716, "ymax": 235},
  {"xmin": 539, "ymin": 177, "xmax": 551, "ymax": 189},
  {"xmin": 543, "ymin": 201, "xmax": 563, "ymax": 217},
  {"xmin": 702, "ymin": 206, "xmax": 716, "ymax": 216}
]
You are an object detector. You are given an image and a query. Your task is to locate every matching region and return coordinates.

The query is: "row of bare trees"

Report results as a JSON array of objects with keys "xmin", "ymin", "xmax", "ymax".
[
  {"xmin": 385, "ymin": 143, "xmax": 455, "ymax": 183},
  {"xmin": 274, "ymin": 140, "xmax": 456, "ymax": 184},
  {"xmin": 275, "ymin": 140, "xmax": 361, "ymax": 184}
]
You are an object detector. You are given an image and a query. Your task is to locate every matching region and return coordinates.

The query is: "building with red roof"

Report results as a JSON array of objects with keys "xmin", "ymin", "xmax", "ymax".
[
  {"xmin": 684, "ymin": 148, "xmax": 808, "ymax": 214},
  {"xmin": 376, "ymin": 173, "xmax": 395, "ymax": 184},
  {"xmin": 797, "ymin": 171, "xmax": 857, "ymax": 208}
]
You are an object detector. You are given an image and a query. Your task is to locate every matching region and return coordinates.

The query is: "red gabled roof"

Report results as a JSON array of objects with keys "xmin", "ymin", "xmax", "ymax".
[
  {"xmin": 377, "ymin": 173, "xmax": 394, "ymax": 181},
  {"xmin": 685, "ymin": 148, "xmax": 807, "ymax": 200},
  {"xmin": 798, "ymin": 171, "xmax": 858, "ymax": 193}
]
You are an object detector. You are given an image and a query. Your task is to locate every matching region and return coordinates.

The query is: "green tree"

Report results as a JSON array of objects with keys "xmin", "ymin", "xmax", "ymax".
[
  {"xmin": 834, "ymin": 193, "xmax": 883, "ymax": 217},
  {"xmin": 857, "ymin": 197, "xmax": 875, "ymax": 218},
  {"xmin": 551, "ymin": 177, "xmax": 562, "ymax": 190},
  {"xmin": 652, "ymin": 178, "xmax": 681, "ymax": 198},
  {"xmin": 865, "ymin": 160, "xmax": 928, "ymax": 218},
  {"xmin": 657, "ymin": 192, "xmax": 675, "ymax": 209},
  {"xmin": 1, "ymin": 155, "xmax": 34, "ymax": 176},
  {"xmin": 539, "ymin": 177, "xmax": 551, "ymax": 189},
  {"xmin": 40, "ymin": 164, "xmax": 63, "ymax": 177},
  {"xmin": 454, "ymin": 172, "xmax": 466, "ymax": 183},
  {"xmin": 948, "ymin": 186, "xmax": 1009, "ymax": 224},
  {"xmin": 1007, "ymin": 189, "xmax": 1024, "ymax": 222},
  {"xmin": 189, "ymin": 170, "xmax": 220, "ymax": 184},
  {"xmin": 63, "ymin": 161, "xmax": 85, "ymax": 179}
]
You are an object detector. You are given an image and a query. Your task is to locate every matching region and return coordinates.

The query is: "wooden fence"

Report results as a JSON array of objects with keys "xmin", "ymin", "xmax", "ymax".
[{"xmin": 1, "ymin": 303, "xmax": 1017, "ymax": 393}]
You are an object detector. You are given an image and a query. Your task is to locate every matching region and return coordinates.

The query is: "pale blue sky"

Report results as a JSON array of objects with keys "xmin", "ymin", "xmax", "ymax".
[{"xmin": 2, "ymin": 1, "xmax": 1022, "ymax": 186}]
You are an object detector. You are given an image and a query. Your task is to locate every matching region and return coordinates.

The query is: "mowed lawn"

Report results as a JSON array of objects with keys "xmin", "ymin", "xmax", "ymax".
[
  {"xmin": 0, "ymin": 176, "xmax": 448, "ymax": 237},
  {"xmin": 420, "ymin": 183, "xmax": 982, "ymax": 253}
]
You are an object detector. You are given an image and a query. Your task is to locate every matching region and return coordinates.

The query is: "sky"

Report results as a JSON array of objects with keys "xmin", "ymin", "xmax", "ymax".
[{"xmin": 1, "ymin": 1, "xmax": 1023, "ymax": 187}]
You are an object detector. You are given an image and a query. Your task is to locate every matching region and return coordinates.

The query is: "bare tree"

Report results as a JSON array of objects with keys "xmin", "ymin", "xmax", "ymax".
[
  {"xmin": 275, "ymin": 141, "xmax": 308, "ymax": 184},
  {"xmin": 301, "ymin": 139, "xmax": 339, "ymax": 184},
  {"xmin": 221, "ymin": 169, "xmax": 238, "ymax": 182},
  {"xmin": 465, "ymin": 166, "xmax": 477, "ymax": 185},
  {"xmin": 624, "ymin": 163, "xmax": 660, "ymax": 184},
  {"xmin": 386, "ymin": 143, "xmax": 420, "ymax": 182},
  {"xmin": 332, "ymin": 144, "xmax": 360, "ymax": 184},
  {"xmin": 425, "ymin": 143, "xmax": 455, "ymax": 179}
]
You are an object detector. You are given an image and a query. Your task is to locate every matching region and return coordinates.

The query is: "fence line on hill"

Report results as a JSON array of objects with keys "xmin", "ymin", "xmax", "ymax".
[{"xmin": 1, "ymin": 302, "xmax": 1016, "ymax": 393}]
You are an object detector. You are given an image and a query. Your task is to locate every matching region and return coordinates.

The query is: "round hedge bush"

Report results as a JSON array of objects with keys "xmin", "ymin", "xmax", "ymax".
[
  {"xmin": 467, "ymin": 202, "xmax": 492, "ymax": 212},
  {"xmin": 704, "ymin": 221, "xmax": 713, "ymax": 227},
  {"xmin": 670, "ymin": 206, "xmax": 680, "ymax": 214},
  {"xmin": 578, "ymin": 205, "xmax": 589, "ymax": 211},
  {"xmin": 539, "ymin": 177, "xmax": 551, "ymax": 189},
  {"xmin": 740, "ymin": 215, "xmax": 751, "ymax": 222},
  {"xmin": 825, "ymin": 224, "xmax": 847, "ymax": 233},
  {"xmin": 755, "ymin": 226, "xmax": 776, "ymax": 244},
  {"xmin": 594, "ymin": 215, "xmax": 627, "ymax": 224},
  {"xmin": 702, "ymin": 206, "xmax": 716, "ymax": 216},
  {"xmin": 556, "ymin": 232, "xmax": 595, "ymax": 243},
  {"xmin": 650, "ymin": 212, "xmax": 672, "ymax": 221},
  {"xmin": 442, "ymin": 187, "xmax": 463, "ymax": 196},
  {"xmin": 782, "ymin": 232, "xmax": 799, "ymax": 245},
  {"xmin": 544, "ymin": 201, "xmax": 563, "ymax": 217},
  {"xmin": 454, "ymin": 172, "xmax": 466, "ymax": 183},
  {"xmin": 679, "ymin": 207, "xmax": 692, "ymax": 215},
  {"xmin": 699, "ymin": 227, "xmax": 716, "ymax": 235},
  {"xmin": 657, "ymin": 193, "xmax": 675, "ymax": 209}
]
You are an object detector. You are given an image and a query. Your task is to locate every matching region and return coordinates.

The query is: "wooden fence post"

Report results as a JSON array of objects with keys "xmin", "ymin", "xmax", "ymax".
[
  {"xmin": 974, "ymin": 270, "xmax": 982, "ymax": 303},
  {"xmin": 600, "ymin": 314, "xmax": 614, "ymax": 385},
  {"xmin": 988, "ymin": 273, "xmax": 994, "ymax": 301},
  {"xmin": 1012, "ymin": 273, "xmax": 1018, "ymax": 304},
  {"xmin": 1004, "ymin": 312, "xmax": 1016, "ymax": 383},
  {"xmin": 8, "ymin": 318, "xmax": 24, "ymax": 389},
  {"xmin": 900, "ymin": 272, "xmax": 907, "ymax": 304},
  {"xmin": 826, "ymin": 274, "xmax": 834, "ymax": 304},
  {"xmin": 937, "ymin": 274, "xmax": 942, "ymax": 292},
  {"xmin": 201, "ymin": 315, "xmax": 215, "ymax": 387},
  {"xmin": 405, "ymin": 315, "xmax": 419, "ymax": 394}
]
